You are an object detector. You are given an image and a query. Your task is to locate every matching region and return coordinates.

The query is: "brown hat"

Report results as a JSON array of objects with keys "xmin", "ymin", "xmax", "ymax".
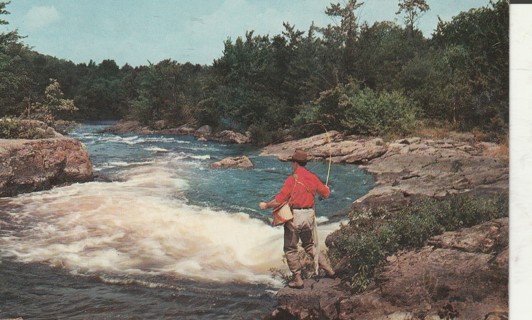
[{"xmin": 289, "ymin": 149, "xmax": 308, "ymax": 163}]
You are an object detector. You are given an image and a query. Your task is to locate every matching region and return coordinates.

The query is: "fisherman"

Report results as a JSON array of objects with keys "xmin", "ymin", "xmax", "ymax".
[{"xmin": 259, "ymin": 149, "xmax": 335, "ymax": 289}]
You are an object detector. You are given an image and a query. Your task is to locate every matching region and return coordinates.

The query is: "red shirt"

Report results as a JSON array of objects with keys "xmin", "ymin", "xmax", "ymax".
[{"xmin": 275, "ymin": 166, "xmax": 330, "ymax": 208}]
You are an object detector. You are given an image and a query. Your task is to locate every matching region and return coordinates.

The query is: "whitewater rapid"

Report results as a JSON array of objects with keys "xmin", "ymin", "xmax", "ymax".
[{"xmin": 0, "ymin": 158, "xmax": 341, "ymax": 287}]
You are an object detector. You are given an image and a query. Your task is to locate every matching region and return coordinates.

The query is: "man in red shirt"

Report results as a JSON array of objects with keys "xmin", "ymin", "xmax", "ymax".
[{"xmin": 259, "ymin": 149, "xmax": 335, "ymax": 289}]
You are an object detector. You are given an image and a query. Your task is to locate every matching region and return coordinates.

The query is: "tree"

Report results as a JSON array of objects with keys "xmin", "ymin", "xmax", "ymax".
[
  {"xmin": 0, "ymin": 1, "xmax": 34, "ymax": 117},
  {"xmin": 396, "ymin": 0, "xmax": 430, "ymax": 33},
  {"xmin": 26, "ymin": 79, "xmax": 77, "ymax": 124},
  {"xmin": 0, "ymin": 1, "xmax": 21, "ymax": 45},
  {"xmin": 431, "ymin": 0, "xmax": 508, "ymax": 135},
  {"xmin": 321, "ymin": 0, "xmax": 364, "ymax": 82},
  {"xmin": 355, "ymin": 21, "xmax": 427, "ymax": 91}
]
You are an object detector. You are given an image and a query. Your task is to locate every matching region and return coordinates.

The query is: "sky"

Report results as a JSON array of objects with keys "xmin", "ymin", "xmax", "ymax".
[{"xmin": 0, "ymin": 0, "xmax": 494, "ymax": 67}]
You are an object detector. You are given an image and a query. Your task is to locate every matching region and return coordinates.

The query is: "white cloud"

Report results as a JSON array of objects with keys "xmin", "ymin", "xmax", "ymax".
[{"xmin": 25, "ymin": 6, "xmax": 60, "ymax": 30}]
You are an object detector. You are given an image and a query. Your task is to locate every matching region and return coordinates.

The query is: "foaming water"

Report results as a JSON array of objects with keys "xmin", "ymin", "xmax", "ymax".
[
  {"xmin": 0, "ymin": 124, "xmax": 372, "ymax": 318},
  {"xmin": 0, "ymin": 162, "xmax": 293, "ymax": 286}
]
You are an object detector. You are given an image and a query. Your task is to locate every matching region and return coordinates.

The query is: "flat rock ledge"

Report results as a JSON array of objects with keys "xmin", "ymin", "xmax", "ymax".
[
  {"xmin": 261, "ymin": 133, "xmax": 508, "ymax": 212},
  {"xmin": 262, "ymin": 133, "xmax": 508, "ymax": 319},
  {"xmin": 0, "ymin": 137, "xmax": 93, "ymax": 197},
  {"xmin": 269, "ymin": 218, "xmax": 508, "ymax": 320},
  {"xmin": 210, "ymin": 156, "xmax": 253, "ymax": 169}
]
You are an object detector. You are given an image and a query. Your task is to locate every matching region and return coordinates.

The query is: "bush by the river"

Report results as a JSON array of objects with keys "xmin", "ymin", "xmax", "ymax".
[
  {"xmin": 329, "ymin": 193, "xmax": 509, "ymax": 293},
  {"xmin": 1, "ymin": 118, "xmax": 39, "ymax": 139},
  {"xmin": 295, "ymin": 82, "xmax": 418, "ymax": 137}
]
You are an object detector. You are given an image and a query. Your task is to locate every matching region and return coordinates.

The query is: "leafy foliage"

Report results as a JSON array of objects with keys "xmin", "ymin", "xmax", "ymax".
[
  {"xmin": 295, "ymin": 82, "xmax": 418, "ymax": 136},
  {"xmin": 22, "ymin": 79, "xmax": 78, "ymax": 125},
  {"xmin": 0, "ymin": 0, "xmax": 508, "ymax": 142}
]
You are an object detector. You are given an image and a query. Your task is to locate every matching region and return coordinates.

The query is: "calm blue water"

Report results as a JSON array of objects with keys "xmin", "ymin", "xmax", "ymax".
[{"xmin": 0, "ymin": 123, "xmax": 373, "ymax": 319}]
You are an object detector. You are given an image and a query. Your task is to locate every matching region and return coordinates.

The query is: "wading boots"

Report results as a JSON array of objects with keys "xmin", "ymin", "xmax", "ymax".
[{"xmin": 288, "ymin": 273, "xmax": 304, "ymax": 289}]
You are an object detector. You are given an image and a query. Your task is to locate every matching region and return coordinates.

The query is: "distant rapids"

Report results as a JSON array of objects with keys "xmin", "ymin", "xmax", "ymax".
[{"xmin": 0, "ymin": 123, "xmax": 373, "ymax": 319}]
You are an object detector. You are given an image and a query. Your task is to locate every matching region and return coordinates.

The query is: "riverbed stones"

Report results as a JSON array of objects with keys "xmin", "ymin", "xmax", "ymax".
[
  {"xmin": 100, "ymin": 120, "xmax": 154, "ymax": 134},
  {"xmin": 212, "ymin": 130, "xmax": 252, "ymax": 144},
  {"xmin": 0, "ymin": 137, "xmax": 93, "ymax": 197},
  {"xmin": 210, "ymin": 156, "xmax": 253, "ymax": 169}
]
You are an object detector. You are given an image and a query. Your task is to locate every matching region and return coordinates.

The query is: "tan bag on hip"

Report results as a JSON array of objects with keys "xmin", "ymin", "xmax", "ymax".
[{"xmin": 272, "ymin": 202, "xmax": 293, "ymax": 226}]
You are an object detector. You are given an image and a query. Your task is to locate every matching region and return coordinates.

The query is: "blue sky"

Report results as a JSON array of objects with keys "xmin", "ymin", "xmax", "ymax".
[{"xmin": 1, "ymin": 0, "xmax": 492, "ymax": 67}]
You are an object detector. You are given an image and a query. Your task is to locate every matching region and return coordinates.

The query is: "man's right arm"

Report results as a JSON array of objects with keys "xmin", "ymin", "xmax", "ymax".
[
  {"xmin": 316, "ymin": 176, "xmax": 331, "ymax": 199},
  {"xmin": 259, "ymin": 176, "xmax": 294, "ymax": 210}
]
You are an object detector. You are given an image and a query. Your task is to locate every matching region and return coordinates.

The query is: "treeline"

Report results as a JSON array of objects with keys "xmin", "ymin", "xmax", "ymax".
[{"xmin": 0, "ymin": 0, "xmax": 508, "ymax": 143}]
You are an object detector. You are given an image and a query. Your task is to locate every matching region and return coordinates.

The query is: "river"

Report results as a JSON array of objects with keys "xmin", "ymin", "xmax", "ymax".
[{"xmin": 0, "ymin": 123, "xmax": 373, "ymax": 319}]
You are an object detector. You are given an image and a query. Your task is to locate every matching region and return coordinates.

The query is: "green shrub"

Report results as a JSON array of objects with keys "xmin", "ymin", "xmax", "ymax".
[
  {"xmin": 0, "ymin": 117, "xmax": 42, "ymax": 139},
  {"xmin": 341, "ymin": 88, "xmax": 418, "ymax": 136},
  {"xmin": 330, "ymin": 193, "xmax": 508, "ymax": 293},
  {"xmin": 294, "ymin": 82, "xmax": 419, "ymax": 137}
]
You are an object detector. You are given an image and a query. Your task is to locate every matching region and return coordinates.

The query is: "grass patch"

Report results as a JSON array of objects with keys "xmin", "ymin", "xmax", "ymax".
[{"xmin": 329, "ymin": 193, "xmax": 509, "ymax": 293}]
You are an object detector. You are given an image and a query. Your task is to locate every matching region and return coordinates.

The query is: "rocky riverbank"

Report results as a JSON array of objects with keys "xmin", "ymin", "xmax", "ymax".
[
  {"xmin": 262, "ymin": 131, "xmax": 508, "ymax": 211},
  {"xmin": 0, "ymin": 136, "xmax": 93, "ymax": 197},
  {"xmin": 100, "ymin": 120, "xmax": 252, "ymax": 144},
  {"xmin": 262, "ymin": 131, "xmax": 509, "ymax": 319}
]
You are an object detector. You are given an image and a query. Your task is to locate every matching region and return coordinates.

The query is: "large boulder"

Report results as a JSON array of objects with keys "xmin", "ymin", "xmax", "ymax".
[{"xmin": 0, "ymin": 137, "xmax": 93, "ymax": 197}]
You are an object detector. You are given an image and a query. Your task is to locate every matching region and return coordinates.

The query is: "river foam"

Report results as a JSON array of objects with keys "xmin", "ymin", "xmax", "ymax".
[{"xmin": 0, "ymin": 160, "xmax": 339, "ymax": 287}]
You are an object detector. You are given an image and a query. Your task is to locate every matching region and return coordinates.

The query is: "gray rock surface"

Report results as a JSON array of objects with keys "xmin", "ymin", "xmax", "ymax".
[{"xmin": 262, "ymin": 133, "xmax": 508, "ymax": 211}]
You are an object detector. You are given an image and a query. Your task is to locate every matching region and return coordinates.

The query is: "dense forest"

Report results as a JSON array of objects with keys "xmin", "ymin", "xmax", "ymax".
[{"xmin": 0, "ymin": 0, "xmax": 508, "ymax": 144}]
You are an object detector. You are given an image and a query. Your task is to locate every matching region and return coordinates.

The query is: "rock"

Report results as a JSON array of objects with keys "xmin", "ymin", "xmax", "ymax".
[
  {"xmin": 153, "ymin": 120, "xmax": 169, "ymax": 130},
  {"xmin": 213, "ymin": 130, "xmax": 252, "ymax": 144},
  {"xmin": 53, "ymin": 120, "xmax": 79, "ymax": 134},
  {"xmin": 263, "ymin": 131, "xmax": 509, "ymax": 319},
  {"xmin": 272, "ymin": 278, "xmax": 347, "ymax": 319},
  {"xmin": 0, "ymin": 137, "xmax": 93, "ymax": 197},
  {"xmin": 261, "ymin": 132, "xmax": 508, "ymax": 212},
  {"xmin": 195, "ymin": 125, "xmax": 212, "ymax": 137},
  {"xmin": 177, "ymin": 124, "xmax": 197, "ymax": 134},
  {"xmin": 34, "ymin": 127, "xmax": 61, "ymax": 139},
  {"xmin": 427, "ymin": 218, "xmax": 508, "ymax": 253},
  {"xmin": 210, "ymin": 156, "xmax": 253, "ymax": 169},
  {"xmin": 281, "ymin": 218, "xmax": 508, "ymax": 320},
  {"xmin": 355, "ymin": 138, "xmax": 508, "ymax": 211},
  {"xmin": 312, "ymin": 138, "xmax": 387, "ymax": 164},
  {"xmin": 374, "ymin": 218, "xmax": 508, "ymax": 319},
  {"xmin": 100, "ymin": 120, "xmax": 153, "ymax": 134},
  {"xmin": 261, "ymin": 131, "xmax": 343, "ymax": 160}
]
